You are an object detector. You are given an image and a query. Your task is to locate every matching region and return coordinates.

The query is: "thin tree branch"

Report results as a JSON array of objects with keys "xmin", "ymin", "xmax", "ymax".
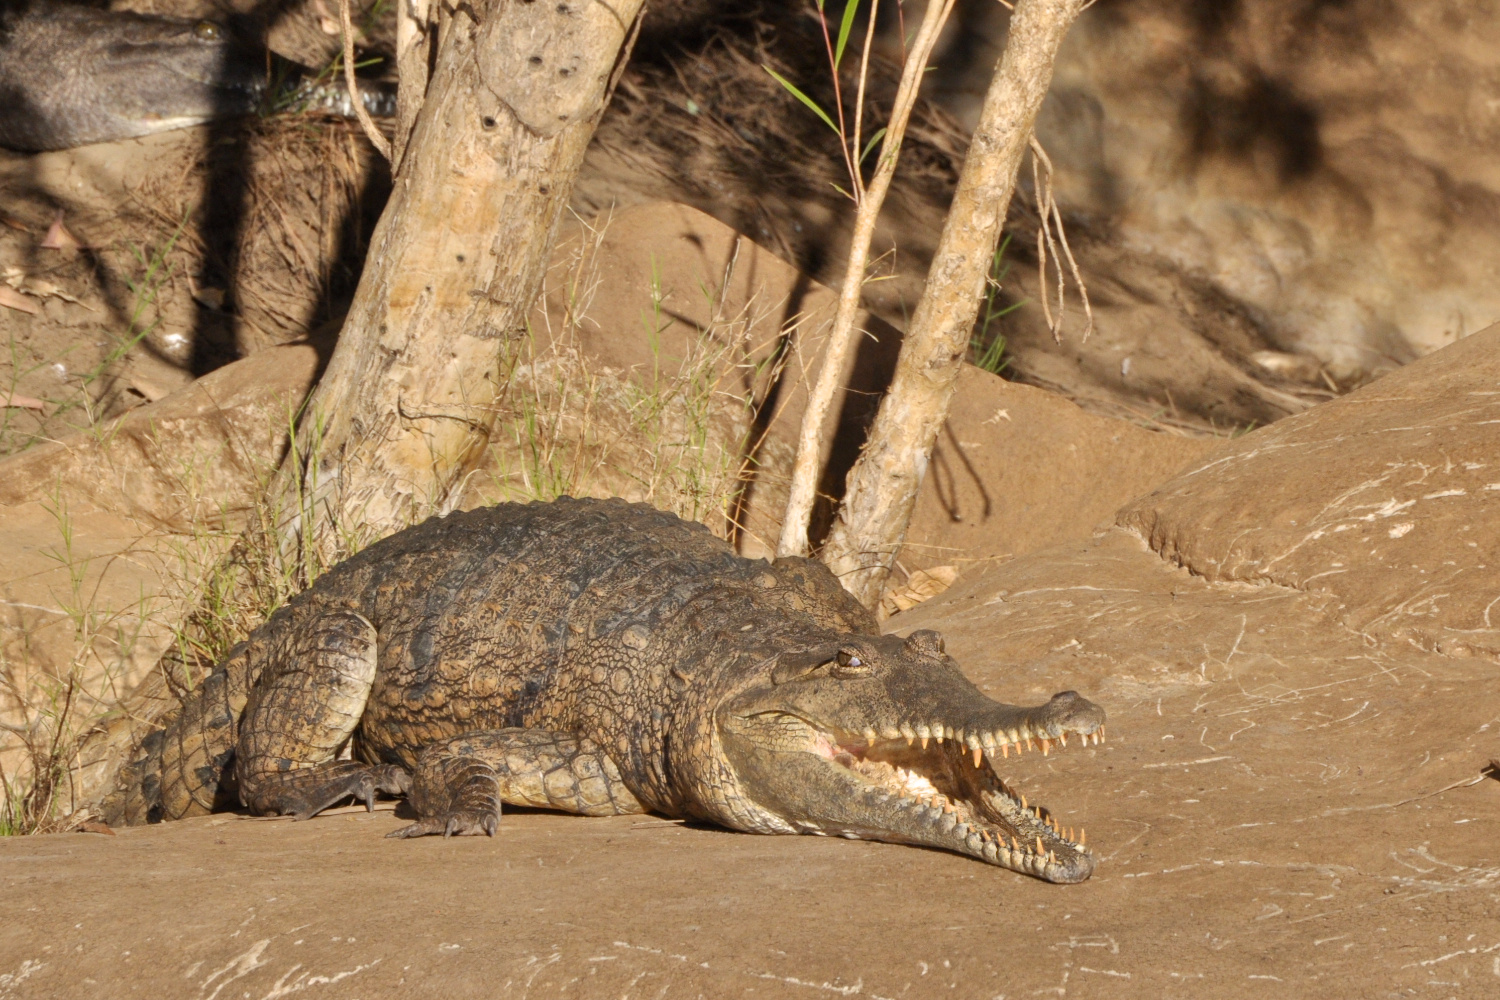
[
  {"xmin": 776, "ymin": 0, "xmax": 958, "ymax": 558},
  {"xmin": 339, "ymin": 0, "xmax": 393, "ymax": 160},
  {"xmin": 820, "ymin": 0, "xmax": 1090, "ymax": 605}
]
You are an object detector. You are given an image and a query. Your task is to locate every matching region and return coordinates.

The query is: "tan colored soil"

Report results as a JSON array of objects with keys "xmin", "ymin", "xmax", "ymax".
[{"xmin": 1, "ymin": 521, "xmax": 1496, "ymax": 998}]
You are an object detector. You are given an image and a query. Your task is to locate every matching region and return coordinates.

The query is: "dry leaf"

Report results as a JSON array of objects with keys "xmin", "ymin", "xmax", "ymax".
[
  {"xmin": 0, "ymin": 285, "xmax": 39, "ymax": 314},
  {"xmin": 880, "ymin": 565, "xmax": 960, "ymax": 618},
  {"xmin": 4, "ymin": 266, "xmax": 88, "ymax": 306},
  {"xmin": 41, "ymin": 211, "xmax": 83, "ymax": 250},
  {"xmin": 193, "ymin": 286, "xmax": 226, "ymax": 310},
  {"xmin": 1, "ymin": 393, "xmax": 46, "ymax": 410}
]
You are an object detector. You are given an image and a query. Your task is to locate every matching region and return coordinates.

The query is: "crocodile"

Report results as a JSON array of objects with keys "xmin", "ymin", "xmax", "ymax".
[
  {"xmin": 102, "ymin": 497, "xmax": 1107, "ymax": 883},
  {"xmin": 0, "ymin": 4, "xmax": 394, "ymax": 152}
]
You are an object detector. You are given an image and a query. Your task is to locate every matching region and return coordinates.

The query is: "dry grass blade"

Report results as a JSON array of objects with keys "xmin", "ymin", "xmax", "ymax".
[{"xmin": 472, "ymin": 215, "xmax": 778, "ymax": 540}]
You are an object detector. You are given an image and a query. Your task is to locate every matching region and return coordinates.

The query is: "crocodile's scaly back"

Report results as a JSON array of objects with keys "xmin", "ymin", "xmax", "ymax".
[
  {"xmin": 348, "ymin": 500, "xmax": 875, "ymax": 808},
  {"xmin": 103, "ymin": 498, "xmax": 871, "ymax": 824}
]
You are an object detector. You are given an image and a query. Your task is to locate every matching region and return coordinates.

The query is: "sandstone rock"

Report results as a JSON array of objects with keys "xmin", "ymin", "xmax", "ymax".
[
  {"xmin": 1119, "ymin": 323, "xmax": 1500, "ymax": 660},
  {"xmin": 928, "ymin": 0, "xmax": 1500, "ymax": 400},
  {"xmin": 484, "ymin": 202, "xmax": 1214, "ymax": 571}
]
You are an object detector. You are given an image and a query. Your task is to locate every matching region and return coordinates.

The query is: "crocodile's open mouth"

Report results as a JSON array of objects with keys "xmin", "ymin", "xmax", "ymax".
[
  {"xmin": 716, "ymin": 635, "xmax": 1107, "ymax": 883},
  {"xmin": 811, "ymin": 720, "xmax": 1103, "ymax": 883}
]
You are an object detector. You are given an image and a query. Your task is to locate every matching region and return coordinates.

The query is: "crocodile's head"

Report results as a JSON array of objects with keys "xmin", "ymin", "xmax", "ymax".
[
  {"xmin": 84, "ymin": 11, "xmax": 267, "ymax": 135},
  {"xmin": 712, "ymin": 630, "xmax": 1105, "ymax": 883},
  {"xmin": 0, "ymin": 6, "xmax": 271, "ymax": 151}
]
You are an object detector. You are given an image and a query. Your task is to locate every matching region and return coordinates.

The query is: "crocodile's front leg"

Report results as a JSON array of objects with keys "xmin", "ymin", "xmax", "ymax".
[
  {"xmin": 236, "ymin": 611, "xmax": 409, "ymax": 819},
  {"xmin": 389, "ymin": 729, "xmax": 644, "ymax": 839}
]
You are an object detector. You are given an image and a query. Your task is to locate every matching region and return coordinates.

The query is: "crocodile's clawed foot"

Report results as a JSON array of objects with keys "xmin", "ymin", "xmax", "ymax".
[
  {"xmin": 286, "ymin": 764, "xmax": 411, "ymax": 821},
  {"xmin": 386, "ymin": 808, "xmax": 500, "ymax": 839}
]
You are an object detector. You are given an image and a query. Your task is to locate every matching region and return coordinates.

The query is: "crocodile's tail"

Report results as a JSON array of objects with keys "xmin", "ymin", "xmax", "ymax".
[{"xmin": 97, "ymin": 643, "xmax": 258, "ymax": 826}]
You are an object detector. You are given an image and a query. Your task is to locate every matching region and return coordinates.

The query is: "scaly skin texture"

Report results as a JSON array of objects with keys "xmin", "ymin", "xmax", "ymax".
[
  {"xmin": 102, "ymin": 498, "xmax": 1107, "ymax": 882},
  {"xmin": 0, "ymin": 6, "xmax": 395, "ymax": 152}
]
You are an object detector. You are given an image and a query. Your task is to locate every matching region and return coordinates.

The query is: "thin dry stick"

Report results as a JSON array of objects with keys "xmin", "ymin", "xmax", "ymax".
[
  {"xmin": 776, "ymin": 0, "xmax": 957, "ymax": 558},
  {"xmin": 849, "ymin": 0, "xmax": 881, "ymax": 201},
  {"xmin": 1028, "ymin": 137, "xmax": 1091, "ymax": 342},
  {"xmin": 821, "ymin": 0, "xmax": 1090, "ymax": 606},
  {"xmin": 339, "ymin": 0, "xmax": 393, "ymax": 160}
]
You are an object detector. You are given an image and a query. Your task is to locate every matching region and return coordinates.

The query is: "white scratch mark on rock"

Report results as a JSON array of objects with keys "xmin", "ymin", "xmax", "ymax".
[
  {"xmin": 1402, "ymin": 941, "xmax": 1500, "ymax": 969},
  {"xmin": 0, "ymin": 960, "xmax": 44, "ymax": 998},
  {"xmin": 1078, "ymin": 967, "xmax": 1131, "ymax": 978},
  {"xmin": 1142, "ymin": 755, "xmax": 1233, "ymax": 769},
  {"xmin": 257, "ymin": 959, "xmax": 379, "ymax": 999},
  {"xmin": 199, "ymin": 939, "xmax": 270, "ymax": 1000}
]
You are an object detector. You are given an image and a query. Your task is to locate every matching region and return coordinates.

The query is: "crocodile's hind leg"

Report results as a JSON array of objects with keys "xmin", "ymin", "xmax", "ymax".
[
  {"xmin": 235, "ymin": 611, "xmax": 408, "ymax": 819},
  {"xmin": 388, "ymin": 729, "xmax": 644, "ymax": 839}
]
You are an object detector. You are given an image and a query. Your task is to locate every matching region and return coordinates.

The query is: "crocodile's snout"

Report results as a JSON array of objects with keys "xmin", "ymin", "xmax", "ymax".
[{"xmin": 716, "ymin": 634, "xmax": 1107, "ymax": 883}]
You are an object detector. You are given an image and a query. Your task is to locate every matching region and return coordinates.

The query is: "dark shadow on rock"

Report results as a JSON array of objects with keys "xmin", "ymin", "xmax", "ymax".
[
  {"xmin": 808, "ymin": 315, "xmax": 902, "ymax": 549},
  {"xmin": 1183, "ymin": 69, "xmax": 1323, "ymax": 184}
]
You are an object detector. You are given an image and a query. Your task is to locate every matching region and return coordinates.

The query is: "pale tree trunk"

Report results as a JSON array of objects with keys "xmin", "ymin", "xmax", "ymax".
[
  {"xmin": 821, "ymin": 0, "xmax": 1089, "ymax": 607},
  {"xmin": 274, "ymin": 0, "xmax": 645, "ymax": 563},
  {"xmin": 775, "ymin": 0, "xmax": 957, "ymax": 559},
  {"xmin": 391, "ymin": 0, "xmax": 433, "ymax": 166}
]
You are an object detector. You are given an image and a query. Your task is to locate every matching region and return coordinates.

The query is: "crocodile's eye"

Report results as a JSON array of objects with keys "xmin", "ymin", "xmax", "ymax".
[
  {"xmin": 194, "ymin": 21, "xmax": 222, "ymax": 41},
  {"xmin": 832, "ymin": 650, "xmax": 874, "ymax": 678}
]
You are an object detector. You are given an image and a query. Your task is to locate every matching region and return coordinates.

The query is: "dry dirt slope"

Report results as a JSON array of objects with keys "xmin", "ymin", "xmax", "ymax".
[{"xmin": 1, "ymin": 337, "xmax": 1497, "ymax": 996}]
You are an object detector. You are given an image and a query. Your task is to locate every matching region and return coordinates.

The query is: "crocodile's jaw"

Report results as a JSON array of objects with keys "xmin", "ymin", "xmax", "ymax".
[
  {"xmin": 719, "ymin": 701, "xmax": 1103, "ymax": 883},
  {"xmin": 96, "ymin": 16, "xmax": 268, "ymax": 128}
]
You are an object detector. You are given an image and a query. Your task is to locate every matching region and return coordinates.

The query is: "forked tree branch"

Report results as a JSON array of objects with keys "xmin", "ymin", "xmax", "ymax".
[
  {"xmin": 776, "ymin": 0, "xmax": 958, "ymax": 558},
  {"xmin": 819, "ymin": 0, "xmax": 1090, "ymax": 606}
]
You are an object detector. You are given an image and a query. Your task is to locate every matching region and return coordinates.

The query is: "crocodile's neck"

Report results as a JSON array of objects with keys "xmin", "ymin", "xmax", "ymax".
[{"xmin": 574, "ymin": 603, "xmax": 847, "ymax": 829}]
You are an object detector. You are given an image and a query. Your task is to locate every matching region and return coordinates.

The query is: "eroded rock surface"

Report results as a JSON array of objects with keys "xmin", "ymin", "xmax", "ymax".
[
  {"xmin": 931, "ymin": 0, "xmax": 1500, "ymax": 396},
  {"xmin": 1120, "ymin": 322, "xmax": 1500, "ymax": 660}
]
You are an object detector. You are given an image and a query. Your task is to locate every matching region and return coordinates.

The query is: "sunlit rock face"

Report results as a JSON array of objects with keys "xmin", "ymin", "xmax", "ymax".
[{"xmin": 927, "ymin": 0, "xmax": 1500, "ymax": 386}]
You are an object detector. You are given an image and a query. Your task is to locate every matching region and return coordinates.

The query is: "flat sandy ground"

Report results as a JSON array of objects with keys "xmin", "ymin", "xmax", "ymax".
[{"xmin": 3, "ymin": 522, "xmax": 1497, "ymax": 999}]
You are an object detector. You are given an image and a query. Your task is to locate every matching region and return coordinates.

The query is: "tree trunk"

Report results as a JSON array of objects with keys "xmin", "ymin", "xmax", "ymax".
[
  {"xmin": 391, "ymin": 0, "xmax": 433, "ymax": 167},
  {"xmin": 775, "ymin": 0, "xmax": 957, "ymax": 560},
  {"xmin": 274, "ymin": 0, "xmax": 644, "ymax": 563},
  {"xmin": 820, "ymin": 0, "xmax": 1088, "ymax": 607}
]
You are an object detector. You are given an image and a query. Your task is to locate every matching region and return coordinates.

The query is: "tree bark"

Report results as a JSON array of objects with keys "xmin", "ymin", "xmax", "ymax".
[
  {"xmin": 274, "ymin": 0, "xmax": 644, "ymax": 563},
  {"xmin": 820, "ymin": 0, "xmax": 1088, "ymax": 607},
  {"xmin": 775, "ymin": 0, "xmax": 957, "ymax": 559},
  {"xmin": 391, "ymin": 0, "xmax": 433, "ymax": 167}
]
